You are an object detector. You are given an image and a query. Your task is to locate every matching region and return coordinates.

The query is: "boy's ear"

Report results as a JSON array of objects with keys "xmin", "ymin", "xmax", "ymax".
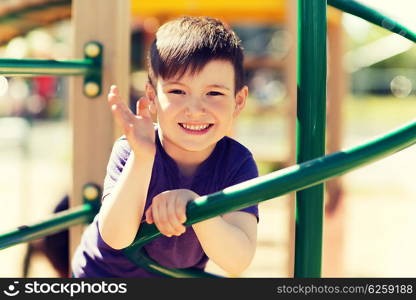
[
  {"xmin": 233, "ymin": 85, "xmax": 248, "ymax": 118},
  {"xmin": 145, "ymin": 82, "xmax": 157, "ymax": 114}
]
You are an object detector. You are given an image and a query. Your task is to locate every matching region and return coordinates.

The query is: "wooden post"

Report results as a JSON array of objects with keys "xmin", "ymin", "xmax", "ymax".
[
  {"xmin": 284, "ymin": 0, "xmax": 297, "ymax": 278},
  {"xmin": 326, "ymin": 16, "xmax": 345, "ymax": 215},
  {"xmin": 69, "ymin": 0, "xmax": 130, "ymax": 273},
  {"xmin": 323, "ymin": 18, "xmax": 346, "ymax": 277}
]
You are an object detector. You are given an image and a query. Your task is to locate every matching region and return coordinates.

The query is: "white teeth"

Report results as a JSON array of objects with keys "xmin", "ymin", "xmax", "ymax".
[{"xmin": 181, "ymin": 123, "xmax": 210, "ymax": 131}]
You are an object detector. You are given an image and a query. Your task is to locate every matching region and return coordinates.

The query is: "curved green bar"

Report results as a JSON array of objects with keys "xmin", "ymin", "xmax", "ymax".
[
  {"xmin": 0, "ymin": 203, "xmax": 97, "ymax": 250},
  {"xmin": 328, "ymin": 0, "xmax": 416, "ymax": 43},
  {"xmin": 123, "ymin": 247, "xmax": 222, "ymax": 278},
  {"xmin": 0, "ymin": 58, "xmax": 94, "ymax": 76},
  {"xmin": 124, "ymin": 119, "xmax": 416, "ymax": 272}
]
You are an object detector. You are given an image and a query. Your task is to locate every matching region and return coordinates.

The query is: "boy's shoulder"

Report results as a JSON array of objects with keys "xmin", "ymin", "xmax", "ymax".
[
  {"xmin": 215, "ymin": 136, "xmax": 258, "ymax": 187},
  {"xmin": 218, "ymin": 135, "xmax": 254, "ymax": 163}
]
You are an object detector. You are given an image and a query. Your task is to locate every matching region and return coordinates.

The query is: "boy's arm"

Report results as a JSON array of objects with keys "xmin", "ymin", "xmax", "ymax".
[
  {"xmin": 98, "ymin": 85, "xmax": 156, "ymax": 250},
  {"xmin": 192, "ymin": 211, "xmax": 257, "ymax": 276},
  {"xmin": 191, "ymin": 154, "xmax": 259, "ymax": 275},
  {"xmin": 98, "ymin": 152, "xmax": 154, "ymax": 250}
]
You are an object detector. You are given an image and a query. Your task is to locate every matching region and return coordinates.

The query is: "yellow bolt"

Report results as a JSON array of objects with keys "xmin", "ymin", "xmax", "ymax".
[
  {"xmin": 83, "ymin": 185, "xmax": 99, "ymax": 201},
  {"xmin": 84, "ymin": 82, "xmax": 99, "ymax": 97},
  {"xmin": 85, "ymin": 43, "xmax": 100, "ymax": 58}
]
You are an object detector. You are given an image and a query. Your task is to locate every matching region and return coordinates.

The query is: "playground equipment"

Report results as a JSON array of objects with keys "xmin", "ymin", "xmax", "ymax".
[
  {"xmin": 0, "ymin": 0, "xmax": 415, "ymax": 278},
  {"xmin": 0, "ymin": 0, "xmax": 71, "ymax": 46}
]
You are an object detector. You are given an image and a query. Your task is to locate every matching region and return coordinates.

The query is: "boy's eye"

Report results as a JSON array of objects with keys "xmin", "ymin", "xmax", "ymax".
[
  {"xmin": 207, "ymin": 91, "xmax": 224, "ymax": 96},
  {"xmin": 169, "ymin": 89, "xmax": 185, "ymax": 95}
]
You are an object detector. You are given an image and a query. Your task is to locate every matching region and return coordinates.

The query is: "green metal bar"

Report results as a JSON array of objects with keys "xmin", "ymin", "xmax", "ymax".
[
  {"xmin": 123, "ymin": 247, "xmax": 222, "ymax": 278},
  {"xmin": 0, "ymin": 58, "xmax": 94, "ymax": 76},
  {"xmin": 125, "ymin": 120, "xmax": 416, "ymax": 275},
  {"xmin": 295, "ymin": 0, "xmax": 327, "ymax": 278},
  {"xmin": 328, "ymin": 0, "xmax": 416, "ymax": 43},
  {"xmin": 0, "ymin": 203, "xmax": 97, "ymax": 250}
]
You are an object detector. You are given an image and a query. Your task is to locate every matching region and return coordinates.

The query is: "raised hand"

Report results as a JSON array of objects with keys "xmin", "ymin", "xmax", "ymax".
[
  {"xmin": 107, "ymin": 85, "xmax": 156, "ymax": 159},
  {"xmin": 144, "ymin": 189, "xmax": 200, "ymax": 237}
]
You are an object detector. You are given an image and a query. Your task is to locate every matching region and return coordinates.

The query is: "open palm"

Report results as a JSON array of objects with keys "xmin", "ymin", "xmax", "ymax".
[{"xmin": 107, "ymin": 85, "xmax": 156, "ymax": 159}]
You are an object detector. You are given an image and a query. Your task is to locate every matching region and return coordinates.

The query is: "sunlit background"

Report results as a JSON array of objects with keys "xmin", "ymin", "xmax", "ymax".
[{"xmin": 0, "ymin": 0, "xmax": 415, "ymax": 278}]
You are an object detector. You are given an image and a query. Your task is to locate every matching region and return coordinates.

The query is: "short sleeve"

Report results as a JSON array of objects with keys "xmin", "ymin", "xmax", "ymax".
[
  {"xmin": 101, "ymin": 137, "xmax": 131, "ymax": 201},
  {"xmin": 227, "ymin": 155, "xmax": 260, "ymax": 223}
]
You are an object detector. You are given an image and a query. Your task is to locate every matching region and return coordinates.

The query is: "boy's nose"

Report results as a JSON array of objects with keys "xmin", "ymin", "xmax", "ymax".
[{"xmin": 185, "ymin": 99, "xmax": 206, "ymax": 117}]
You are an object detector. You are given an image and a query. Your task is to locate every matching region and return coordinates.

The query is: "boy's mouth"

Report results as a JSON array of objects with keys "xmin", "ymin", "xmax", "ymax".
[{"xmin": 178, "ymin": 123, "xmax": 214, "ymax": 135}]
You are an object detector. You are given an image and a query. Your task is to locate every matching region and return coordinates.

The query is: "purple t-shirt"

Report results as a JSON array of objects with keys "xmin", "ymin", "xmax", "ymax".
[{"xmin": 71, "ymin": 130, "xmax": 259, "ymax": 278}]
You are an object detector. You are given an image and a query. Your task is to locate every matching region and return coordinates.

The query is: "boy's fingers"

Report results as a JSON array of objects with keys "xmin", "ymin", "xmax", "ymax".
[
  {"xmin": 110, "ymin": 102, "xmax": 132, "ymax": 132},
  {"xmin": 107, "ymin": 86, "xmax": 132, "ymax": 118},
  {"xmin": 107, "ymin": 90, "xmax": 119, "ymax": 105},
  {"xmin": 166, "ymin": 197, "xmax": 186, "ymax": 235},
  {"xmin": 151, "ymin": 203, "xmax": 161, "ymax": 230},
  {"xmin": 108, "ymin": 92, "xmax": 135, "ymax": 129},
  {"xmin": 175, "ymin": 197, "xmax": 187, "ymax": 224},
  {"xmin": 152, "ymin": 201, "xmax": 175, "ymax": 237},
  {"xmin": 110, "ymin": 85, "xmax": 118, "ymax": 94},
  {"xmin": 109, "ymin": 103, "xmax": 125, "ymax": 129},
  {"xmin": 145, "ymin": 207, "xmax": 153, "ymax": 224},
  {"xmin": 137, "ymin": 97, "xmax": 151, "ymax": 118}
]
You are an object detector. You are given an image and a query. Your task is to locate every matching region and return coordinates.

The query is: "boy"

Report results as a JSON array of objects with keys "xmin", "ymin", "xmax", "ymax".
[{"xmin": 71, "ymin": 16, "xmax": 259, "ymax": 277}]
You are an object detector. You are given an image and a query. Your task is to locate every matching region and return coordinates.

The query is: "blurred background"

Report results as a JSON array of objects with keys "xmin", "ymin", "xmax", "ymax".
[{"xmin": 0, "ymin": 0, "xmax": 415, "ymax": 278}]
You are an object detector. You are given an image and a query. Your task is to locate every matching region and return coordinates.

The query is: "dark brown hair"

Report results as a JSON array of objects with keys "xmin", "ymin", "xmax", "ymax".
[{"xmin": 147, "ymin": 16, "xmax": 245, "ymax": 94}]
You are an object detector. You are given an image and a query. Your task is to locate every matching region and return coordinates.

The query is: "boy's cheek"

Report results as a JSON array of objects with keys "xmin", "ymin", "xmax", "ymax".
[{"xmin": 155, "ymin": 97, "xmax": 174, "ymax": 112}]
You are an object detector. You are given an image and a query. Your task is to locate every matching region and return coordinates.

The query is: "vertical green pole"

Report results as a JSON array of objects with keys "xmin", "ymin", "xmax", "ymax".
[{"xmin": 295, "ymin": 0, "xmax": 327, "ymax": 277}]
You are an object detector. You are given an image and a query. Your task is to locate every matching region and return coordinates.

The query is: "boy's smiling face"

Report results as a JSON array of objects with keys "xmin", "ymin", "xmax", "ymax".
[{"xmin": 147, "ymin": 59, "xmax": 248, "ymax": 162}]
